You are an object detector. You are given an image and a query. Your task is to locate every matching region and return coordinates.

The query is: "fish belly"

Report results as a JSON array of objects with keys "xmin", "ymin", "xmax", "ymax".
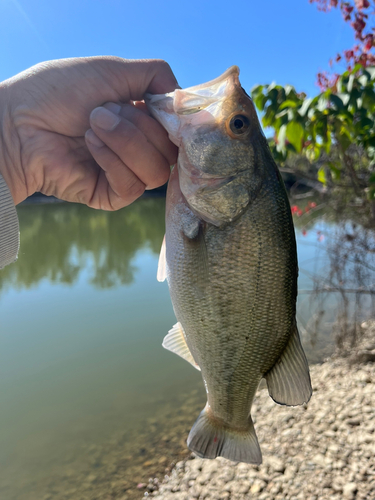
[{"xmin": 166, "ymin": 183, "xmax": 297, "ymax": 430}]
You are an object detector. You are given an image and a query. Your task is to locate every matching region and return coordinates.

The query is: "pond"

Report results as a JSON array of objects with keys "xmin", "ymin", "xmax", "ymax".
[{"xmin": 0, "ymin": 197, "xmax": 369, "ymax": 500}]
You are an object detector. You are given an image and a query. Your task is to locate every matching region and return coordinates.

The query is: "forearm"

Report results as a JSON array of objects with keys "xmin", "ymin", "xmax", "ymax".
[{"xmin": 0, "ymin": 84, "xmax": 20, "ymax": 268}]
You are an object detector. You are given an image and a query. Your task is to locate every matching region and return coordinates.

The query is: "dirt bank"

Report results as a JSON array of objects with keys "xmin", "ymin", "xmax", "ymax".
[{"xmin": 147, "ymin": 326, "xmax": 375, "ymax": 500}]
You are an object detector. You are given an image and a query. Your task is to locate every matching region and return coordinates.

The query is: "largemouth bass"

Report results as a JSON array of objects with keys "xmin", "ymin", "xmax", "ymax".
[{"xmin": 146, "ymin": 67, "xmax": 312, "ymax": 464}]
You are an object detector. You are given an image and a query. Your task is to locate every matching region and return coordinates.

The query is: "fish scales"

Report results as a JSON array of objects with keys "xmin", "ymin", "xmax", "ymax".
[
  {"xmin": 146, "ymin": 66, "xmax": 312, "ymax": 464},
  {"xmin": 167, "ymin": 175, "xmax": 296, "ymax": 425}
]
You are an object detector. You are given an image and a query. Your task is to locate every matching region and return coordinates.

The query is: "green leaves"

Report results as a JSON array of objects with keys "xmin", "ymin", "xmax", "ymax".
[
  {"xmin": 250, "ymin": 66, "xmax": 375, "ymax": 183},
  {"xmin": 286, "ymin": 122, "xmax": 304, "ymax": 152},
  {"xmin": 317, "ymin": 167, "xmax": 327, "ymax": 186},
  {"xmin": 329, "ymin": 94, "xmax": 345, "ymax": 111},
  {"xmin": 299, "ymin": 97, "xmax": 314, "ymax": 117}
]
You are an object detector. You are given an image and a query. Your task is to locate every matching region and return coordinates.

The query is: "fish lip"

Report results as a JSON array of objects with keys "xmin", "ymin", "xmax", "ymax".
[
  {"xmin": 145, "ymin": 92, "xmax": 182, "ymax": 145},
  {"xmin": 173, "ymin": 66, "xmax": 240, "ymax": 116},
  {"xmin": 179, "ymin": 65, "xmax": 240, "ymax": 94},
  {"xmin": 178, "ymin": 159, "xmax": 248, "ymax": 181},
  {"xmin": 179, "ymin": 162, "xmax": 229, "ymax": 180}
]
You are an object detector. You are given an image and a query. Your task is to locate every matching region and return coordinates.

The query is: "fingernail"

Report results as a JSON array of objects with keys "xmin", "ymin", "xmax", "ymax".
[
  {"xmin": 90, "ymin": 107, "xmax": 121, "ymax": 131},
  {"xmin": 103, "ymin": 102, "xmax": 121, "ymax": 114},
  {"xmin": 85, "ymin": 128, "xmax": 105, "ymax": 148}
]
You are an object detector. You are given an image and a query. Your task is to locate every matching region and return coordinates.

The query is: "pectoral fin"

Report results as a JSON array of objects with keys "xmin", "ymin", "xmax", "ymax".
[
  {"xmin": 265, "ymin": 321, "xmax": 312, "ymax": 406},
  {"xmin": 157, "ymin": 235, "xmax": 167, "ymax": 282},
  {"xmin": 163, "ymin": 322, "xmax": 200, "ymax": 371},
  {"xmin": 182, "ymin": 221, "xmax": 209, "ymax": 294}
]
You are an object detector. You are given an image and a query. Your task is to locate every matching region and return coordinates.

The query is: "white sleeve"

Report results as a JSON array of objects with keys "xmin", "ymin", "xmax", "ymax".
[{"xmin": 0, "ymin": 173, "xmax": 19, "ymax": 269}]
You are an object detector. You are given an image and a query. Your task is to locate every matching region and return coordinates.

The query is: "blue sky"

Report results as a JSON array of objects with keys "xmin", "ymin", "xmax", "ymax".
[{"xmin": 0, "ymin": 0, "xmax": 356, "ymax": 97}]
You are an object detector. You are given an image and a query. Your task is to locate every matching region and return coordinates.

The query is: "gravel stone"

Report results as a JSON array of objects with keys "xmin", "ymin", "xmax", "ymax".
[
  {"xmin": 150, "ymin": 335, "xmax": 375, "ymax": 500},
  {"xmin": 343, "ymin": 482, "xmax": 358, "ymax": 499}
]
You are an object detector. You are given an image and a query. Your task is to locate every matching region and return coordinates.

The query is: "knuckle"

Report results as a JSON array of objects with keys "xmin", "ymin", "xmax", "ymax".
[
  {"xmin": 154, "ymin": 59, "xmax": 172, "ymax": 72},
  {"xmin": 147, "ymin": 60, "xmax": 178, "ymax": 93},
  {"xmin": 111, "ymin": 175, "xmax": 145, "ymax": 209},
  {"xmin": 118, "ymin": 123, "xmax": 140, "ymax": 147},
  {"xmin": 117, "ymin": 181, "xmax": 145, "ymax": 208},
  {"xmin": 156, "ymin": 60, "xmax": 176, "ymax": 81}
]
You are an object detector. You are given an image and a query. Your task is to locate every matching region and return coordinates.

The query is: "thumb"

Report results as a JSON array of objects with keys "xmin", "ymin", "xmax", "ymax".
[{"xmin": 87, "ymin": 57, "xmax": 179, "ymax": 101}]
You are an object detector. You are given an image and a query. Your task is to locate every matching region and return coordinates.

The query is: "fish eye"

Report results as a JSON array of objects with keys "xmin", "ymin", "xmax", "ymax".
[{"xmin": 228, "ymin": 114, "xmax": 250, "ymax": 136}]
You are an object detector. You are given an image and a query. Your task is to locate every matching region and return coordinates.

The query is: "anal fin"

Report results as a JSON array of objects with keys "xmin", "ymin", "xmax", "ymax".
[
  {"xmin": 265, "ymin": 321, "xmax": 312, "ymax": 406},
  {"xmin": 163, "ymin": 322, "xmax": 200, "ymax": 371}
]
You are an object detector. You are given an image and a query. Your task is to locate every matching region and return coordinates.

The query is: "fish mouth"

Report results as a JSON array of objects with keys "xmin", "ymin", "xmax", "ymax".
[
  {"xmin": 145, "ymin": 66, "xmax": 241, "ymax": 145},
  {"xmin": 173, "ymin": 66, "xmax": 240, "ymax": 115},
  {"xmin": 179, "ymin": 164, "xmax": 235, "ymax": 191}
]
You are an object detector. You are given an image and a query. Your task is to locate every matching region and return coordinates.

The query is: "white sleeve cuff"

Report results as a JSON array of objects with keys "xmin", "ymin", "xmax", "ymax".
[{"xmin": 0, "ymin": 173, "xmax": 19, "ymax": 269}]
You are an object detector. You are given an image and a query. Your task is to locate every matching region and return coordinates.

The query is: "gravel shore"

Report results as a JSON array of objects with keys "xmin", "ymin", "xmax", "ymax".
[{"xmin": 147, "ymin": 327, "xmax": 375, "ymax": 500}]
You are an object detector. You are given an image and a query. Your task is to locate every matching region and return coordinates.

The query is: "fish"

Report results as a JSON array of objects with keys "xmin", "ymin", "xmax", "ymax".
[{"xmin": 145, "ymin": 66, "xmax": 312, "ymax": 465}]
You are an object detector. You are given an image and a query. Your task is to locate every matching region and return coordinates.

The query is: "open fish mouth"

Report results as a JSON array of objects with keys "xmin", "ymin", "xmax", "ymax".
[
  {"xmin": 145, "ymin": 66, "xmax": 241, "ymax": 146},
  {"xmin": 173, "ymin": 65, "xmax": 240, "ymax": 115}
]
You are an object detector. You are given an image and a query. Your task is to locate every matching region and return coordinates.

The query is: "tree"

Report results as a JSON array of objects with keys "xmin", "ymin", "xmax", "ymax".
[
  {"xmin": 310, "ymin": 0, "xmax": 375, "ymax": 89},
  {"xmin": 251, "ymin": 65, "xmax": 375, "ymax": 198}
]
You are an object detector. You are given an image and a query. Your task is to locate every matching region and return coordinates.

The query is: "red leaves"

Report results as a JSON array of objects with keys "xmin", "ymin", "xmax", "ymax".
[
  {"xmin": 344, "ymin": 49, "xmax": 355, "ymax": 61},
  {"xmin": 317, "ymin": 71, "xmax": 339, "ymax": 90},
  {"xmin": 355, "ymin": 0, "xmax": 370, "ymax": 9},
  {"xmin": 291, "ymin": 202, "xmax": 317, "ymax": 218},
  {"xmin": 291, "ymin": 205, "xmax": 303, "ymax": 216},
  {"xmin": 310, "ymin": 0, "xmax": 339, "ymax": 10},
  {"xmin": 351, "ymin": 13, "xmax": 367, "ymax": 38},
  {"xmin": 311, "ymin": 0, "xmax": 374, "ymax": 88},
  {"xmin": 342, "ymin": 2, "xmax": 354, "ymax": 20},
  {"xmin": 364, "ymin": 34, "xmax": 374, "ymax": 51},
  {"xmin": 291, "ymin": 202, "xmax": 320, "ymax": 238}
]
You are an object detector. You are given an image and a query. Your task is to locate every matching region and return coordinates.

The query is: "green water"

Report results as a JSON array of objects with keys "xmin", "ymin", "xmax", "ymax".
[{"xmin": 0, "ymin": 198, "xmax": 343, "ymax": 499}]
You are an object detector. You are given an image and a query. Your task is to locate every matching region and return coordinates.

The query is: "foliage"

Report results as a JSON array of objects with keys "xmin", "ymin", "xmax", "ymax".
[
  {"xmin": 310, "ymin": 0, "xmax": 375, "ymax": 89},
  {"xmin": 0, "ymin": 198, "xmax": 165, "ymax": 292},
  {"xmin": 251, "ymin": 65, "xmax": 375, "ymax": 198}
]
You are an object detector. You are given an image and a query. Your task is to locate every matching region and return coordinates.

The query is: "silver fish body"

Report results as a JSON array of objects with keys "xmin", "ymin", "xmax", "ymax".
[{"xmin": 146, "ymin": 67, "xmax": 312, "ymax": 464}]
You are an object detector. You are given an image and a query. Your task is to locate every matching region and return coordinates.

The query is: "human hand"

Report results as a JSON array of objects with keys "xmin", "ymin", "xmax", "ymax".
[{"xmin": 0, "ymin": 57, "xmax": 178, "ymax": 209}]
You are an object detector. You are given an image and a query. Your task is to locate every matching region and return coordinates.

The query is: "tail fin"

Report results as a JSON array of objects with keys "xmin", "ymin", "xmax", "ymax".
[{"xmin": 187, "ymin": 406, "xmax": 262, "ymax": 464}]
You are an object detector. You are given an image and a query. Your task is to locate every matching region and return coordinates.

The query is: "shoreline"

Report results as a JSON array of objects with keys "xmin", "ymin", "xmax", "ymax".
[
  {"xmin": 20, "ymin": 185, "xmax": 169, "ymax": 205},
  {"xmin": 145, "ymin": 326, "xmax": 375, "ymax": 500}
]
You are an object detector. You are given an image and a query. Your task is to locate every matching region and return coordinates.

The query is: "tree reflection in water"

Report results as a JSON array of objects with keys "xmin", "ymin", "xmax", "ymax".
[{"xmin": 0, "ymin": 198, "xmax": 165, "ymax": 291}]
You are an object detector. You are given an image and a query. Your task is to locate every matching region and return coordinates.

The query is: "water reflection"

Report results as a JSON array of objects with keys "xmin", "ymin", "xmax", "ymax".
[
  {"xmin": 0, "ymin": 198, "xmax": 165, "ymax": 291},
  {"xmin": 0, "ymin": 196, "xmax": 361, "ymax": 500},
  {"xmin": 0, "ymin": 197, "xmax": 204, "ymax": 500}
]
